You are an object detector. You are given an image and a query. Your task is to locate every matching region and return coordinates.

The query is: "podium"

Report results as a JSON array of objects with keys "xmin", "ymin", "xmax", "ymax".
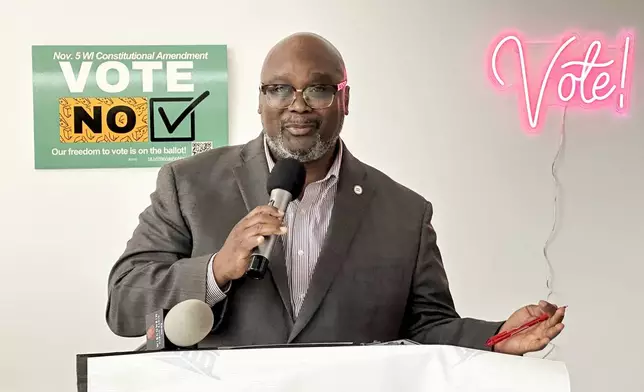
[{"xmin": 77, "ymin": 342, "xmax": 570, "ymax": 392}]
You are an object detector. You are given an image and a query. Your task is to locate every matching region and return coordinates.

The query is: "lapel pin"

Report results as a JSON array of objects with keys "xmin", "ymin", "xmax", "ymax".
[{"xmin": 353, "ymin": 185, "xmax": 362, "ymax": 195}]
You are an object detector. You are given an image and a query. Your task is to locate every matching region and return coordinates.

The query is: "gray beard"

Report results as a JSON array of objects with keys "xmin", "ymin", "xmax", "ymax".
[{"xmin": 264, "ymin": 129, "xmax": 337, "ymax": 163}]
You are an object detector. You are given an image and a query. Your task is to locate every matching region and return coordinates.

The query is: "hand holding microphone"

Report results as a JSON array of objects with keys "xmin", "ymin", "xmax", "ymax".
[
  {"xmin": 213, "ymin": 157, "xmax": 306, "ymax": 284},
  {"xmin": 212, "ymin": 205, "xmax": 287, "ymax": 286}
]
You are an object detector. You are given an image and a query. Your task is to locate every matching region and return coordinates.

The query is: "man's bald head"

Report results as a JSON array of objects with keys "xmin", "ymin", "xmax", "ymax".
[
  {"xmin": 260, "ymin": 32, "xmax": 346, "ymax": 82},
  {"xmin": 258, "ymin": 32, "xmax": 350, "ymax": 164}
]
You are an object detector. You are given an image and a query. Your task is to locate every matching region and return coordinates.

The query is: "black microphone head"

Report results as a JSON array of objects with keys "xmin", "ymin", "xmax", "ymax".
[{"xmin": 267, "ymin": 158, "xmax": 306, "ymax": 198}]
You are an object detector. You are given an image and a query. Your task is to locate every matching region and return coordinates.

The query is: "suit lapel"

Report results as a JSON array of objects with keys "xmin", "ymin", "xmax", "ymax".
[
  {"xmin": 288, "ymin": 146, "xmax": 375, "ymax": 342},
  {"xmin": 232, "ymin": 135, "xmax": 294, "ymax": 322}
]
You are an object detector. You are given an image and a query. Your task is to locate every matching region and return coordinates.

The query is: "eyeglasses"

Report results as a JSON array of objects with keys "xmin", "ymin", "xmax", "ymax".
[{"xmin": 260, "ymin": 80, "xmax": 347, "ymax": 109}]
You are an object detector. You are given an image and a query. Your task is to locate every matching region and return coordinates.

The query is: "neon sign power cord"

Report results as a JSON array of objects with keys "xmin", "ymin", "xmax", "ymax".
[{"xmin": 540, "ymin": 105, "xmax": 568, "ymax": 359}]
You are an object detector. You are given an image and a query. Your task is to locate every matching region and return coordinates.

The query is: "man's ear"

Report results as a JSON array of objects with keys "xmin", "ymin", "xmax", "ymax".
[
  {"xmin": 343, "ymin": 86, "xmax": 350, "ymax": 116},
  {"xmin": 258, "ymin": 90, "xmax": 263, "ymax": 114}
]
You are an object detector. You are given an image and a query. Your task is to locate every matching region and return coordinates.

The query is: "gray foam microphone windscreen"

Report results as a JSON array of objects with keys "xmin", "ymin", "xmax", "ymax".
[{"xmin": 163, "ymin": 299, "xmax": 214, "ymax": 347}]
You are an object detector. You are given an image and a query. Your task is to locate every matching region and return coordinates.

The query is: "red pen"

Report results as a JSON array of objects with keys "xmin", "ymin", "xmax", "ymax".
[{"xmin": 485, "ymin": 306, "xmax": 566, "ymax": 347}]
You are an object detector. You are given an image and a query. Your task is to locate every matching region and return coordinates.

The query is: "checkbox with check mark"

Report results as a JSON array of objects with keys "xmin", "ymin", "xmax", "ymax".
[{"xmin": 149, "ymin": 91, "xmax": 210, "ymax": 142}]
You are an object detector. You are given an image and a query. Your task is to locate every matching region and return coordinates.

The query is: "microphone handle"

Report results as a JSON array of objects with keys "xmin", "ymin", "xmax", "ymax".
[{"xmin": 247, "ymin": 189, "xmax": 293, "ymax": 279}]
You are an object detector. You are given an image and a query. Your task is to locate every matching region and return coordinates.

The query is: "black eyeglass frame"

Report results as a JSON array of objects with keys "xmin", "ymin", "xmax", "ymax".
[{"xmin": 259, "ymin": 80, "xmax": 348, "ymax": 109}]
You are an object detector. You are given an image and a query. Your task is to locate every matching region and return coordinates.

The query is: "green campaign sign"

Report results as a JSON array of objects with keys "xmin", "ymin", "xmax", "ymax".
[{"xmin": 31, "ymin": 45, "xmax": 228, "ymax": 169}]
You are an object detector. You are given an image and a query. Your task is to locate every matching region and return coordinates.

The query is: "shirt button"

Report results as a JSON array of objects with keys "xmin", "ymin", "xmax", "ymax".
[{"xmin": 297, "ymin": 249, "xmax": 304, "ymax": 256}]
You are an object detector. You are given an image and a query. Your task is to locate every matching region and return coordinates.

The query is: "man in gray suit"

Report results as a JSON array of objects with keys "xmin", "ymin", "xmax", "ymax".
[{"xmin": 106, "ymin": 32, "xmax": 565, "ymax": 355}]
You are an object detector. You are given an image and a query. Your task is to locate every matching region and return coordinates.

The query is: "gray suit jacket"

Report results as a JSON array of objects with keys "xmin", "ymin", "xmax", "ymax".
[{"xmin": 106, "ymin": 134, "xmax": 503, "ymax": 350}]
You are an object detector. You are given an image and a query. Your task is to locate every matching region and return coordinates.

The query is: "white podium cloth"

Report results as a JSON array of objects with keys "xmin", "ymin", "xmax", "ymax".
[{"xmin": 86, "ymin": 344, "xmax": 570, "ymax": 392}]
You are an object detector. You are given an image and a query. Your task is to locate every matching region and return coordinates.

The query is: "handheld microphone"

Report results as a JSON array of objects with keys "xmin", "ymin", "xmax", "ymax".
[
  {"xmin": 145, "ymin": 299, "xmax": 214, "ymax": 351},
  {"xmin": 246, "ymin": 157, "xmax": 306, "ymax": 280}
]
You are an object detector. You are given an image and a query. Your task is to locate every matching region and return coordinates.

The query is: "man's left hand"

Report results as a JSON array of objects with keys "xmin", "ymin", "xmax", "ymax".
[{"xmin": 493, "ymin": 300, "xmax": 566, "ymax": 355}]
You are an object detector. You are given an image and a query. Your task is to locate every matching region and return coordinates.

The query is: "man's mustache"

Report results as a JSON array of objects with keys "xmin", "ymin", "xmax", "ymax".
[{"xmin": 281, "ymin": 119, "xmax": 320, "ymax": 127}]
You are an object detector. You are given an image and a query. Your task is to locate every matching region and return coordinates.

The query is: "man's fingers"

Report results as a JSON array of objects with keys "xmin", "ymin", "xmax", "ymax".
[
  {"xmin": 239, "ymin": 235, "xmax": 266, "ymax": 253},
  {"xmin": 248, "ymin": 223, "xmax": 286, "ymax": 238},
  {"xmin": 544, "ymin": 323, "xmax": 565, "ymax": 339},
  {"xmin": 239, "ymin": 225, "xmax": 286, "ymax": 250},
  {"xmin": 247, "ymin": 205, "xmax": 284, "ymax": 219},
  {"xmin": 240, "ymin": 212, "xmax": 284, "ymax": 232},
  {"xmin": 538, "ymin": 300, "xmax": 558, "ymax": 315},
  {"xmin": 546, "ymin": 306, "xmax": 566, "ymax": 326}
]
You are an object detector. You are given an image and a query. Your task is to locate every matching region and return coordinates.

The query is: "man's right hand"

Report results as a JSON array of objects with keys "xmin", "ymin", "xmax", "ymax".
[{"xmin": 212, "ymin": 205, "xmax": 286, "ymax": 287}]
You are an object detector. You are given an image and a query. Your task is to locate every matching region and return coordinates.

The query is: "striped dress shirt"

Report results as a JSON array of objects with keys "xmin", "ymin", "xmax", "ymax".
[{"xmin": 206, "ymin": 137, "xmax": 343, "ymax": 317}]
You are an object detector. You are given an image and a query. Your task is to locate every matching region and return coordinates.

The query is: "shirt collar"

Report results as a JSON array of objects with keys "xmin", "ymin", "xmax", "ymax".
[{"xmin": 263, "ymin": 135, "xmax": 343, "ymax": 182}]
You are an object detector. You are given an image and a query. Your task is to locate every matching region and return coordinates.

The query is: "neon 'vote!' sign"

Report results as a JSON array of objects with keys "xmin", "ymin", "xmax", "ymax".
[{"xmin": 487, "ymin": 30, "xmax": 635, "ymax": 133}]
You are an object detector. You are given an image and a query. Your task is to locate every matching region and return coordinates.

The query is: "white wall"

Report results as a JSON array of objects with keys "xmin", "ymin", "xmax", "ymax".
[{"xmin": 1, "ymin": 0, "xmax": 642, "ymax": 391}]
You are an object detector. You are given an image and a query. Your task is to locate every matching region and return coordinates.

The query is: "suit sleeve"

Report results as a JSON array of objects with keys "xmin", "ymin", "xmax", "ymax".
[
  {"xmin": 401, "ymin": 201, "xmax": 504, "ymax": 351},
  {"xmin": 105, "ymin": 164, "xmax": 228, "ymax": 337}
]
